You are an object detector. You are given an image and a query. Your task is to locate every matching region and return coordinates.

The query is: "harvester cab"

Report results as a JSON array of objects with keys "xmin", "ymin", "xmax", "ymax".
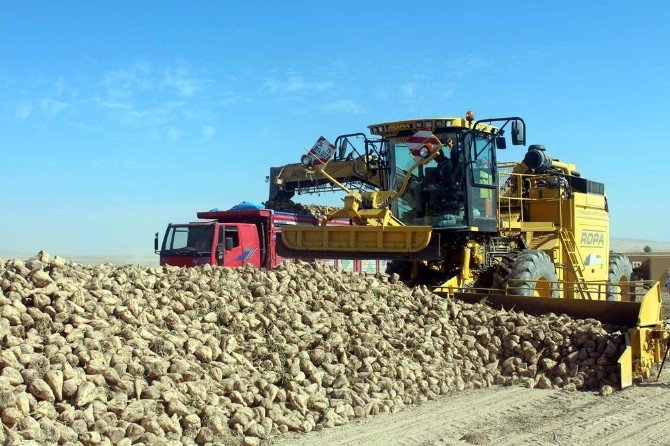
[
  {"xmin": 277, "ymin": 112, "xmax": 528, "ymax": 264},
  {"xmin": 367, "ymin": 114, "xmax": 525, "ymax": 233}
]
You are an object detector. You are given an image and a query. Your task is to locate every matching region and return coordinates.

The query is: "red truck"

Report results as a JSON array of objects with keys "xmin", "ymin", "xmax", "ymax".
[{"xmin": 155, "ymin": 209, "xmax": 388, "ymax": 274}]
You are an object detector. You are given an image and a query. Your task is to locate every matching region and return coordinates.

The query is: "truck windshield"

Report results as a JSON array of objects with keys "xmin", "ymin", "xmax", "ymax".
[
  {"xmin": 390, "ymin": 132, "xmax": 467, "ymax": 227},
  {"xmin": 162, "ymin": 225, "xmax": 214, "ymax": 255}
]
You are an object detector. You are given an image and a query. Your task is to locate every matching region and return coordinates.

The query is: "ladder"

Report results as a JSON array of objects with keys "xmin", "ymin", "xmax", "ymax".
[{"xmin": 557, "ymin": 228, "xmax": 592, "ymax": 299}]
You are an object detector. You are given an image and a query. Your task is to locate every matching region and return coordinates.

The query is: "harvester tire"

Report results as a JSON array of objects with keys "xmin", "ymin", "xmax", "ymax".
[
  {"xmin": 507, "ymin": 249, "xmax": 560, "ymax": 298},
  {"xmin": 607, "ymin": 253, "xmax": 634, "ymax": 301}
]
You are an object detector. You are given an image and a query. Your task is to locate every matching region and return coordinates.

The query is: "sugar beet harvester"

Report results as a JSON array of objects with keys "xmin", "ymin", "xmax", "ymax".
[{"xmin": 273, "ymin": 112, "xmax": 669, "ymax": 388}]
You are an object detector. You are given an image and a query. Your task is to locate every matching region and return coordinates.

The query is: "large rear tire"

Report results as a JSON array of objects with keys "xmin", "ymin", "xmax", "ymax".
[
  {"xmin": 506, "ymin": 249, "xmax": 560, "ymax": 298},
  {"xmin": 607, "ymin": 253, "xmax": 634, "ymax": 301}
]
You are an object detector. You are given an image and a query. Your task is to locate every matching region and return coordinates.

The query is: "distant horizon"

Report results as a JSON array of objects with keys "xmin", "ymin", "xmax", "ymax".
[{"xmin": 2, "ymin": 236, "xmax": 669, "ymax": 264}]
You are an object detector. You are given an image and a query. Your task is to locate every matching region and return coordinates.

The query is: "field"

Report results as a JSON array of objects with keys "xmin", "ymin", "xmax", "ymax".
[{"xmin": 1, "ymin": 253, "xmax": 668, "ymax": 445}]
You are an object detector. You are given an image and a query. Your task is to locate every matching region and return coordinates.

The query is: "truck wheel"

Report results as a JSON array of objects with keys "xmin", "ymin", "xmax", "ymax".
[
  {"xmin": 507, "ymin": 250, "xmax": 560, "ymax": 298},
  {"xmin": 607, "ymin": 253, "xmax": 633, "ymax": 301},
  {"xmin": 386, "ymin": 260, "xmax": 412, "ymax": 282}
]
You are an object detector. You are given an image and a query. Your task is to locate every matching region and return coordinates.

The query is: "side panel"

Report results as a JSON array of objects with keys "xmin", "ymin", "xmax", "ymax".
[
  {"xmin": 271, "ymin": 214, "xmax": 389, "ymax": 273},
  {"xmin": 570, "ymin": 192, "xmax": 609, "ymax": 282},
  {"xmin": 526, "ymin": 187, "xmax": 609, "ymax": 285},
  {"xmin": 160, "ymin": 255, "xmax": 209, "ymax": 267}
]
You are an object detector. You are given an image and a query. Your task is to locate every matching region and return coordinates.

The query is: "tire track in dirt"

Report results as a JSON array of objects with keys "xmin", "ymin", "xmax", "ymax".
[
  {"xmin": 503, "ymin": 380, "xmax": 670, "ymax": 446},
  {"xmin": 276, "ymin": 386, "xmax": 556, "ymax": 446},
  {"xmin": 276, "ymin": 373, "xmax": 670, "ymax": 446}
]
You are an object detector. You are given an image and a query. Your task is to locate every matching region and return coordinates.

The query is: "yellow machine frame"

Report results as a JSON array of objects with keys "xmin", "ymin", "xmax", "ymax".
[
  {"xmin": 495, "ymin": 163, "xmax": 611, "ymax": 300},
  {"xmin": 275, "ymin": 115, "xmax": 669, "ymax": 388}
]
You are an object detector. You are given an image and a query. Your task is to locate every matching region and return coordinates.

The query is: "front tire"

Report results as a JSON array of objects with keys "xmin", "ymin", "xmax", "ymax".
[
  {"xmin": 506, "ymin": 249, "xmax": 560, "ymax": 298},
  {"xmin": 607, "ymin": 253, "xmax": 634, "ymax": 301}
]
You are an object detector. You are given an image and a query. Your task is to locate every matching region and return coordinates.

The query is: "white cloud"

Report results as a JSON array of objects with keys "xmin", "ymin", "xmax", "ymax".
[
  {"xmin": 320, "ymin": 99, "xmax": 365, "ymax": 114},
  {"xmin": 446, "ymin": 56, "xmax": 491, "ymax": 77},
  {"xmin": 166, "ymin": 127, "xmax": 182, "ymax": 141},
  {"xmin": 121, "ymin": 107, "xmax": 169, "ymax": 126},
  {"xmin": 93, "ymin": 60, "xmax": 215, "ymax": 133},
  {"xmin": 264, "ymin": 72, "xmax": 333, "ymax": 94},
  {"xmin": 220, "ymin": 97, "xmax": 238, "ymax": 107},
  {"xmin": 330, "ymin": 60, "xmax": 347, "ymax": 70},
  {"xmin": 163, "ymin": 100, "xmax": 188, "ymax": 109},
  {"xmin": 16, "ymin": 104, "xmax": 31, "ymax": 120},
  {"xmin": 103, "ymin": 59, "xmax": 152, "ymax": 99},
  {"xmin": 68, "ymin": 122, "xmax": 98, "ymax": 132},
  {"xmin": 39, "ymin": 98, "xmax": 69, "ymax": 116},
  {"xmin": 400, "ymin": 83, "xmax": 416, "ymax": 98},
  {"xmin": 95, "ymin": 100, "xmax": 132, "ymax": 110},
  {"xmin": 201, "ymin": 125, "xmax": 216, "ymax": 138},
  {"xmin": 162, "ymin": 61, "xmax": 205, "ymax": 97}
]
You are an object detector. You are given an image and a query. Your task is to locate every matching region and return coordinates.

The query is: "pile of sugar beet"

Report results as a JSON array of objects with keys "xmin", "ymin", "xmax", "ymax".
[
  {"xmin": 263, "ymin": 198, "xmax": 333, "ymax": 218},
  {"xmin": 0, "ymin": 252, "xmax": 626, "ymax": 445}
]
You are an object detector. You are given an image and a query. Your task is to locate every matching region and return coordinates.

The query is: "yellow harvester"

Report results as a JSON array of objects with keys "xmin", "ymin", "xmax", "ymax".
[{"xmin": 274, "ymin": 112, "xmax": 668, "ymax": 387}]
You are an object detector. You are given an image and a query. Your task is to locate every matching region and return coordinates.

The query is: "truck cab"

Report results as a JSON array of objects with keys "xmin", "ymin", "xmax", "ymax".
[
  {"xmin": 157, "ymin": 209, "xmax": 390, "ymax": 274},
  {"xmin": 159, "ymin": 221, "xmax": 261, "ymax": 268}
]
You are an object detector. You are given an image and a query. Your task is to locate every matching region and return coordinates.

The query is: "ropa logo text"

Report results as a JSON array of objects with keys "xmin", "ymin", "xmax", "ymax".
[{"xmin": 580, "ymin": 230, "xmax": 605, "ymax": 247}]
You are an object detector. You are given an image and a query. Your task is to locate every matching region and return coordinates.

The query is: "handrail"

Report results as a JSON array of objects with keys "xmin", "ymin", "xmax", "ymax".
[
  {"xmin": 497, "ymin": 164, "xmax": 570, "ymax": 231},
  {"xmin": 459, "ymin": 279, "xmax": 657, "ymax": 302}
]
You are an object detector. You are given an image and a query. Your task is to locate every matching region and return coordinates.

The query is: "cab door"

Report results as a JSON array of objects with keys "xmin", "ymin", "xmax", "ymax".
[
  {"xmin": 216, "ymin": 225, "xmax": 243, "ymax": 267},
  {"xmin": 466, "ymin": 134, "xmax": 498, "ymax": 232},
  {"xmin": 216, "ymin": 224, "xmax": 261, "ymax": 267}
]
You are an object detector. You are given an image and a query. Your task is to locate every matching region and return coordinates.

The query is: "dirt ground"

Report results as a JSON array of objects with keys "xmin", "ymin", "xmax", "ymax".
[{"xmin": 275, "ymin": 368, "xmax": 670, "ymax": 446}]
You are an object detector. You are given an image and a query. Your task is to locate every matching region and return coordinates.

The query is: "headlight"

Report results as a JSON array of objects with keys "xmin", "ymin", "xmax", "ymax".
[
  {"xmin": 419, "ymin": 146, "xmax": 430, "ymax": 158},
  {"xmin": 300, "ymin": 154, "xmax": 313, "ymax": 167}
]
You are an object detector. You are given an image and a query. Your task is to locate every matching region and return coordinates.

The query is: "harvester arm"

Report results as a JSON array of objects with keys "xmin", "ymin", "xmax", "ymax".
[
  {"xmin": 277, "ymin": 131, "xmax": 443, "ymax": 257},
  {"xmin": 301, "ymin": 133, "xmax": 443, "ymax": 227},
  {"xmin": 268, "ymin": 157, "xmax": 383, "ymax": 201},
  {"xmin": 268, "ymin": 132, "xmax": 386, "ymax": 202}
]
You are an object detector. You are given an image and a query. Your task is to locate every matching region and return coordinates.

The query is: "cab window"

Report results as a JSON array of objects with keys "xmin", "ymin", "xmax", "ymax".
[
  {"xmin": 469, "ymin": 135, "xmax": 497, "ymax": 220},
  {"xmin": 471, "ymin": 136, "xmax": 495, "ymax": 186},
  {"xmin": 163, "ymin": 225, "xmax": 213, "ymax": 253},
  {"xmin": 218, "ymin": 226, "xmax": 240, "ymax": 249}
]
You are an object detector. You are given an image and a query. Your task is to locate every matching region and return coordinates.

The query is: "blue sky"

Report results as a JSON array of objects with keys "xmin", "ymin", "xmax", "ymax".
[{"xmin": 1, "ymin": 1, "xmax": 669, "ymax": 256}]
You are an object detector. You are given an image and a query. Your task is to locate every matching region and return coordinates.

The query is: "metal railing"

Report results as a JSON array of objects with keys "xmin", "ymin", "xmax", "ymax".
[
  {"xmin": 497, "ymin": 163, "xmax": 570, "ymax": 232},
  {"xmin": 460, "ymin": 279, "xmax": 658, "ymax": 302}
]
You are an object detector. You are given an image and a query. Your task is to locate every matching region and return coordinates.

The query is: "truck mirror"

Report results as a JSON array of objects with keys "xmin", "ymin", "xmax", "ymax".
[
  {"xmin": 225, "ymin": 237, "xmax": 234, "ymax": 251},
  {"xmin": 511, "ymin": 120, "xmax": 526, "ymax": 146},
  {"xmin": 154, "ymin": 233, "xmax": 159, "ymax": 252},
  {"xmin": 495, "ymin": 136, "xmax": 507, "ymax": 149}
]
